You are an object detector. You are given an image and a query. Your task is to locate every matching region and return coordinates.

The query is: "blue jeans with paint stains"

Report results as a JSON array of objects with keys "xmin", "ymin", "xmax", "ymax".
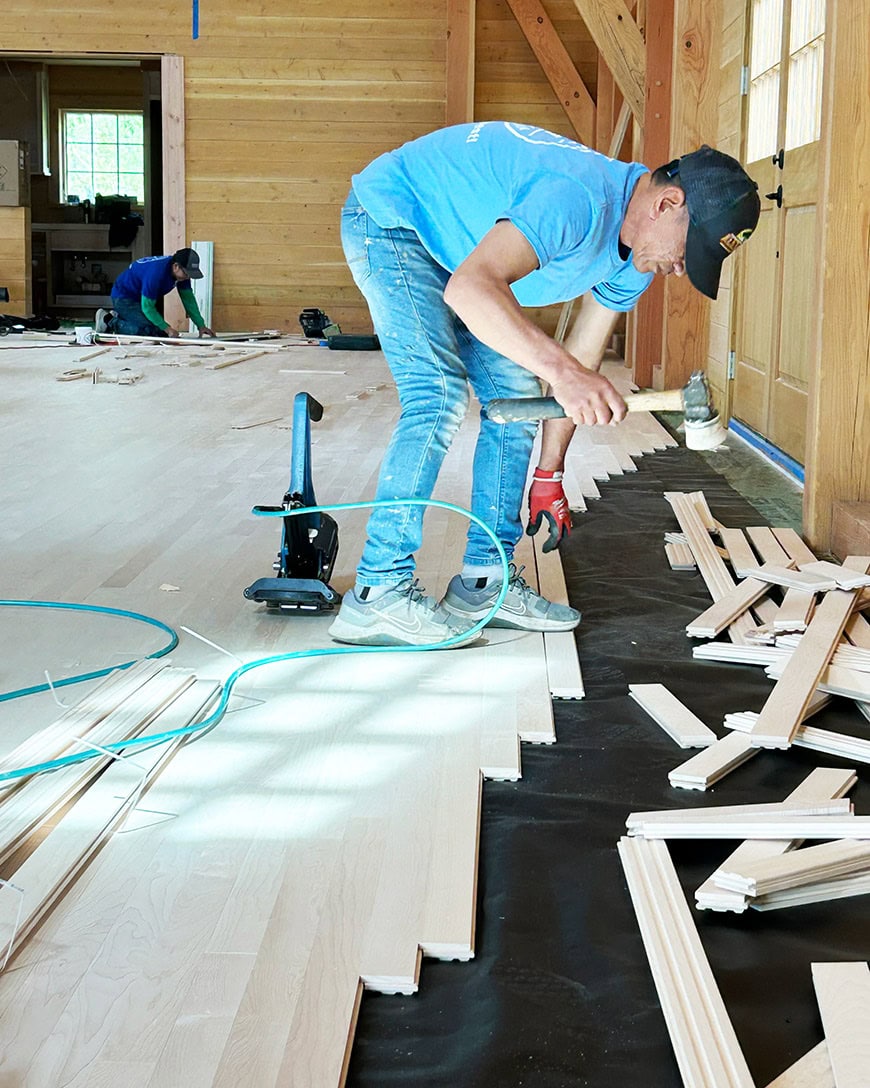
[{"xmin": 341, "ymin": 188, "xmax": 541, "ymax": 587}]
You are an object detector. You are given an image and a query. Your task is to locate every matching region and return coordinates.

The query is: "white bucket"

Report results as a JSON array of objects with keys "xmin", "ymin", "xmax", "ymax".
[{"xmin": 74, "ymin": 326, "xmax": 94, "ymax": 346}]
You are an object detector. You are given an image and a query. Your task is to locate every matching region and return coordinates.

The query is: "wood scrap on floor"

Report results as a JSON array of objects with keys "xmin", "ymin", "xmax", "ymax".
[{"xmin": 628, "ymin": 683, "xmax": 716, "ymax": 747}]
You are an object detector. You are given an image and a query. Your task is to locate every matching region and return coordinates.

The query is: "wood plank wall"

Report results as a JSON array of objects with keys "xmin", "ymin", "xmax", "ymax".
[
  {"xmin": 2, "ymin": 1, "xmax": 448, "ymax": 333},
  {"xmin": 2, "ymin": 0, "xmax": 598, "ymax": 336},
  {"xmin": 0, "ymin": 206, "xmax": 32, "ymax": 313}
]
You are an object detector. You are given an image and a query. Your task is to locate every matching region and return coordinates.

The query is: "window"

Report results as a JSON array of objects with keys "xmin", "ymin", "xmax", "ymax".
[{"xmin": 61, "ymin": 110, "xmax": 144, "ymax": 204}]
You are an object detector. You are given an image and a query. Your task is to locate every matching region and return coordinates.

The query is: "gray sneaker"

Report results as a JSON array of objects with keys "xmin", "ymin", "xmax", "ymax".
[
  {"xmin": 442, "ymin": 564, "xmax": 581, "ymax": 632},
  {"xmin": 94, "ymin": 307, "xmax": 113, "ymax": 334},
  {"xmin": 327, "ymin": 579, "xmax": 482, "ymax": 648}
]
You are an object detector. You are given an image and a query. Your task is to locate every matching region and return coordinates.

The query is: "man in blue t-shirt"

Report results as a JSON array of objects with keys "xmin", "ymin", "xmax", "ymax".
[
  {"xmin": 327, "ymin": 122, "xmax": 760, "ymax": 650},
  {"xmin": 96, "ymin": 247, "xmax": 215, "ymax": 339}
]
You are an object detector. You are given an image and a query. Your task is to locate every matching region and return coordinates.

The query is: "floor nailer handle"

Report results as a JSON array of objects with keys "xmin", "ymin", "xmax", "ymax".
[{"xmin": 485, "ymin": 388, "xmax": 685, "ymax": 424}]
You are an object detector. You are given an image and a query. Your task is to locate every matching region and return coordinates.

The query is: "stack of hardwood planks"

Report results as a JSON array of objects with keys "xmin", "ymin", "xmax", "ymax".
[
  {"xmin": 0, "ymin": 662, "xmax": 220, "ymax": 968},
  {"xmin": 619, "ymin": 495, "xmax": 870, "ymax": 1086}
]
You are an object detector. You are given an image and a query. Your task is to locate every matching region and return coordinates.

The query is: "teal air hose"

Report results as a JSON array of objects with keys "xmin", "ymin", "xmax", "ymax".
[
  {"xmin": 0, "ymin": 498, "xmax": 510, "ymax": 785},
  {"xmin": 0, "ymin": 601, "xmax": 178, "ymax": 703}
]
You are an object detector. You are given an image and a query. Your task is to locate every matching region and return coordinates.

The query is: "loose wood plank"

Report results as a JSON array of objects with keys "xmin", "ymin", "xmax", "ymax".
[{"xmin": 628, "ymin": 684, "xmax": 716, "ymax": 748}]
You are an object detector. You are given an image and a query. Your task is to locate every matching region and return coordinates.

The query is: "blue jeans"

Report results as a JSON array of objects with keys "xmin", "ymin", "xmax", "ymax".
[
  {"xmin": 111, "ymin": 296, "xmax": 165, "ymax": 337},
  {"xmin": 341, "ymin": 189, "xmax": 541, "ymax": 586}
]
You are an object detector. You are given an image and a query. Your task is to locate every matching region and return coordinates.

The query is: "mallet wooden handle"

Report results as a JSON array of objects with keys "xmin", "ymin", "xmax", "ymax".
[{"xmin": 485, "ymin": 388, "xmax": 685, "ymax": 423}]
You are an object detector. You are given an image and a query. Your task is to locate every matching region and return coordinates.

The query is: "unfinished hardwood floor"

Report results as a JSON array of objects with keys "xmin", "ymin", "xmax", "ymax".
[{"xmin": 0, "ymin": 338, "xmax": 673, "ymax": 1087}]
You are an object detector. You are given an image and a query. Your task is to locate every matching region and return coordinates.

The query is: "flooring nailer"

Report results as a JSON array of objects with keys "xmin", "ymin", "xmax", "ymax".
[
  {"xmin": 244, "ymin": 392, "xmax": 341, "ymax": 614},
  {"xmin": 485, "ymin": 371, "xmax": 728, "ymax": 451}
]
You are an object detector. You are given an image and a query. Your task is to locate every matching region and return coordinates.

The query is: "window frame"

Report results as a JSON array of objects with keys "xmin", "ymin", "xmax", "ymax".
[{"xmin": 59, "ymin": 108, "xmax": 146, "ymax": 206}]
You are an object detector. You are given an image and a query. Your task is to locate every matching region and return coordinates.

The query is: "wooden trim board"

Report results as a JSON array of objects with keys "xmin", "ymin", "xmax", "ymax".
[{"xmin": 617, "ymin": 836, "xmax": 755, "ymax": 1087}]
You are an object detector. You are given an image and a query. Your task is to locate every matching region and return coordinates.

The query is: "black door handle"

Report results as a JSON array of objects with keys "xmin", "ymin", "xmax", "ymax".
[
  {"xmin": 772, "ymin": 148, "xmax": 784, "ymax": 169},
  {"xmin": 765, "ymin": 185, "xmax": 783, "ymax": 207}
]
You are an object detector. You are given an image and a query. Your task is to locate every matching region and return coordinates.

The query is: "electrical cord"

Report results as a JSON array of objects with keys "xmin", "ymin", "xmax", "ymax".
[{"xmin": 0, "ymin": 498, "xmax": 510, "ymax": 785}]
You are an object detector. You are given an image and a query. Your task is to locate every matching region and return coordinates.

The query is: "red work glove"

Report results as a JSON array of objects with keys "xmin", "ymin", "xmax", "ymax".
[{"xmin": 526, "ymin": 469, "xmax": 572, "ymax": 553}]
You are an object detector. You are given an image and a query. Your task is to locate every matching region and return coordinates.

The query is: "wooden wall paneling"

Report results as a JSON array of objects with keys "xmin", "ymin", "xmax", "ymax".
[
  {"xmin": 505, "ymin": 0, "xmax": 596, "ymax": 143},
  {"xmin": 660, "ymin": 0, "xmax": 720, "ymax": 391},
  {"xmin": 0, "ymin": 207, "xmax": 31, "ymax": 314},
  {"xmin": 571, "ymin": 0, "xmax": 645, "ymax": 125},
  {"xmin": 804, "ymin": 0, "xmax": 870, "ymax": 552},
  {"xmin": 446, "ymin": 0, "xmax": 476, "ymax": 125},
  {"xmin": 812, "ymin": 960, "xmax": 870, "ymax": 1088}
]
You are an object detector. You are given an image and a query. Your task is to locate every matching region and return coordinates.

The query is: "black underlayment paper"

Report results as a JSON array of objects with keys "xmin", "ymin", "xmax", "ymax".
[{"xmin": 346, "ymin": 446, "xmax": 870, "ymax": 1088}]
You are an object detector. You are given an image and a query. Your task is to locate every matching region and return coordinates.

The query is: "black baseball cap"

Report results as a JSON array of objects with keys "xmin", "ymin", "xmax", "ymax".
[
  {"xmin": 171, "ymin": 247, "xmax": 204, "ymax": 279},
  {"xmin": 666, "ymin": 146, "xmax": 760, "ymax": 299}
]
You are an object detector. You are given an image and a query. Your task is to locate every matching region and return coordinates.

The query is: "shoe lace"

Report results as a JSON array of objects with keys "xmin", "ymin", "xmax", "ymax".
[
  {"xmin": 399, "ymin": 578, "xmax": 429, "ymax": 605},
  {"xmin": 507, "ymin": 563, "xmax": 533, "ymax": 596}
]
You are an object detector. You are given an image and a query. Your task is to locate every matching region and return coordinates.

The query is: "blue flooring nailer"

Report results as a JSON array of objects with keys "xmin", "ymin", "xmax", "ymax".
[{"xmin": 243, "ymin": 391, "xmax": 340, "ymax": 613}]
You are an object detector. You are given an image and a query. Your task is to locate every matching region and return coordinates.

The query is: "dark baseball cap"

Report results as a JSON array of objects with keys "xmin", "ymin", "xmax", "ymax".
[
  {"xmin": 666, "ymin": 146, "xmax": 760, "ymax": 299},
  {"xmin": 171, "ymin": 247, "xmax": 204, "ymax": 279}
]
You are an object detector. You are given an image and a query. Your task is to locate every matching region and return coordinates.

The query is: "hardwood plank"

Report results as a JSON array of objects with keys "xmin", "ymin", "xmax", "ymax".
[
  {"xmin": 812, "ymin": 962, "xmax": 870, "ymax": 1088},
  {"xmin": 765, "ymin": 1041, "xmax": 833, "ymax": 1088},
  {"xmin": 695, "ymin": 768, "xmax": 856, "ymax": 912},
  {"xmin": 668, "ymin": 731, "xmax": 758, "ymax": 791},
  {"xmin": 628, "ymin": 683, "xmax": 716, "ymax": 748},
  {"xmin": 749, "ymin": 588, "xmax": 862, "ymax": 748}
]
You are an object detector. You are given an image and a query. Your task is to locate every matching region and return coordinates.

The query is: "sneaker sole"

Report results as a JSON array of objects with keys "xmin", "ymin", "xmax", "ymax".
[
  {"xmin": 327, "ymin": 619, "xmax": 482, "ymax": 649},
  {"xmin": 443, "ymin": 602, "xmax": 580, "ymax": 633}
]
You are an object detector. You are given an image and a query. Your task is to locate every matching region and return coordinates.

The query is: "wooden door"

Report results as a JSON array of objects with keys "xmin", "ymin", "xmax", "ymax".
[{"xmin": 732, "ymin": 0, "xmax": 826, "ymax": 464}]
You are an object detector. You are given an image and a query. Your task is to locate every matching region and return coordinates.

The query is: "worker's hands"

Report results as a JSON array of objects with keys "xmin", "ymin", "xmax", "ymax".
[
  {"xmin": 550, "ymin": 367, "xmax": 626, "ymax": 427},
  {"xmin": 526, "ymin": 469, "xmax": 571, "ymax": 552},
  {"xmin": 164, "ymin": 326, "xmax": 180, "ymax": 338},
  {"xmin": 199, "ymin": 326, "xmax": 216, "ymax": 338}
]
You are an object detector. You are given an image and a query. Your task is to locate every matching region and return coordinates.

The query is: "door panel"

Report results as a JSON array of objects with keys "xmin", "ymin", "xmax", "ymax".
[
  {"xmin": 730, "ymin": 0, "xmax": 825, "ymax": 465},
  {"xmin": 733, "ymin": 197, "xmax": 777, "ymax": 434}
]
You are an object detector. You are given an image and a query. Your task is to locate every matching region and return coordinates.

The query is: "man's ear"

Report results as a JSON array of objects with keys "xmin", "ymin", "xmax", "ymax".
[{"xmin": 650, "ymin": 185, "xmax": 687, "ymax": 220}]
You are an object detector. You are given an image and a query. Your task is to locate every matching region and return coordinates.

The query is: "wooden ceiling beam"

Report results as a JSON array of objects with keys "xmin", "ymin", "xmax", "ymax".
[
  {"xmin": 504, "ymin": 0, "xmax": 595, "ymax": 145},
  {"xmin": 570, "ymin": 0, "xmax": 645, "ymax": 127}
]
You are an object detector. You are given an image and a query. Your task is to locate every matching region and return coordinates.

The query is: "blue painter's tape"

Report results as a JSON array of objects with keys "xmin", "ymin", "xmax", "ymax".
[{"xmin": 729, "ymin": 418, "xmax": 805, "ymax": 484}]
